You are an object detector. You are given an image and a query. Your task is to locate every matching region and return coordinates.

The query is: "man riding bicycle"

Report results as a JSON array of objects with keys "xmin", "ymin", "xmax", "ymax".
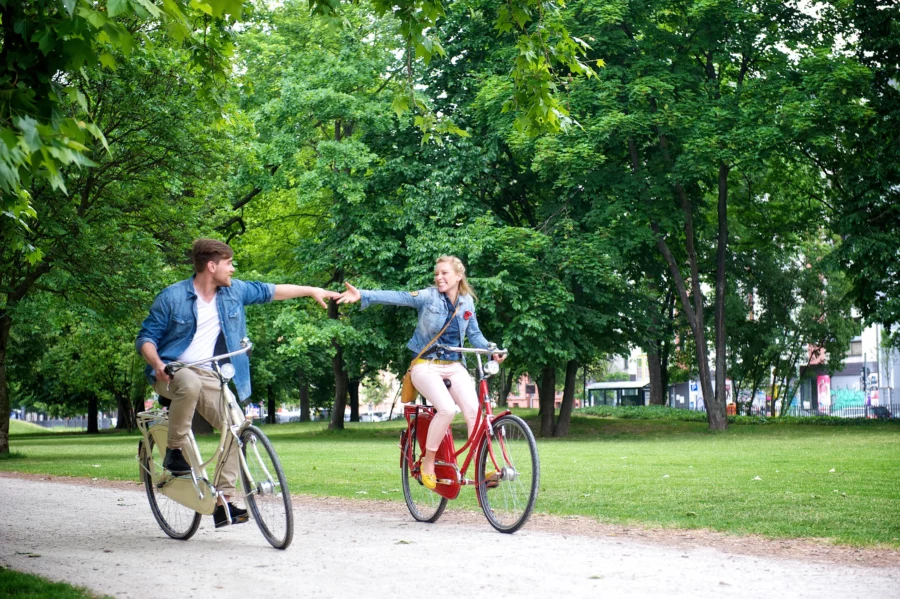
[{"xmin": 136, "ymin": 238, "xmax": 338, "ymax": 527}]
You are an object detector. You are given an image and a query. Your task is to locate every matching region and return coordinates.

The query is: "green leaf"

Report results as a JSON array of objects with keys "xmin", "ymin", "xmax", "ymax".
[
  {"xmin": 189, "ymin": 0, "xmax": 214, "ymax": 16},
  {"xmin": 65, "ymin": 87, "xmax": 89, "ymax": 113},
  {"xmin": 98, "ymin": 53, "xmax": 117, "ymax": 71},
  {"xmin": 391, "ymin": 94, "xmax": 410, "ymax": 119},
  {"xmin": 16, "ymin": 117, "xmax": 42, "ymax": 153},
  {"xmin": 207, "ymin": 0, "xmax": 243, "ymax": 18},
  {"xmin": 0, "ymin": 129, "xmax": 18, "ymax": 151},
  {"xmin": 107, "ymin": 0, "xmax": 131, "ymax": 18},
  {"xmin": 131, "ymin": 0, "xmax": 162, "ymax": 18},
  {"xmin": 35, "ymin": 28, "xmax": 56, "ymax": 55}
]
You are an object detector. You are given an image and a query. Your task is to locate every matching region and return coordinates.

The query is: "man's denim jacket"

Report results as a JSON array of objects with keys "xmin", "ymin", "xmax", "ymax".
[
  {"xmin": 360, "ymin": 287, "xmax": 490, "ymax": 361},
  {"xmin": 136, "ymin": 277, "xmax": 275, "ymax": 401}
]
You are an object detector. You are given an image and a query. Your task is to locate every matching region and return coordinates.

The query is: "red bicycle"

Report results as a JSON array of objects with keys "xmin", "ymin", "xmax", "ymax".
[{"xmin": 400, "ymin": 345, "xmax": 540, "ymax": 533}]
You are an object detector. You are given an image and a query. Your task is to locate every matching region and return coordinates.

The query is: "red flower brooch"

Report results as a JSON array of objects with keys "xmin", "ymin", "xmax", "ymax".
[{"xmin": 463, "ymin": 311, "xmax": 473, "ymax": 320}]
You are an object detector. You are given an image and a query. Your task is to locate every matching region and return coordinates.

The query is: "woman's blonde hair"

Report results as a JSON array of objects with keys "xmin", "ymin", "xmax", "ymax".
[{"xmin": 435, "ymin": 255, "xmax": 477, "ymax": 300}]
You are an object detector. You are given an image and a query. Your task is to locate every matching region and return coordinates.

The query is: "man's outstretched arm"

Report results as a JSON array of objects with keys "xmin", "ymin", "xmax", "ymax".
[{"xmin": 273, "ymin": 285, "xmax": 340, "ymax": 308}]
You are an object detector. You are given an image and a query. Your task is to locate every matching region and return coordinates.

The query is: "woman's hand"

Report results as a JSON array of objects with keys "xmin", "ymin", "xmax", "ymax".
[
  {"xmin": 493, "ymin": 353, "xmax": 506, "ymax": 364},
  {"xmin": 337, "ymin": 282, "xmax": 361, "ymax": 304}
]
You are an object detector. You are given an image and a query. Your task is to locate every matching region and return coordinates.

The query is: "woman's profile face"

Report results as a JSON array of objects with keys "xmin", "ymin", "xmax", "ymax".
[{"xmin": 434, "ymin": 261, "xmax": 462, "ymax": 295}]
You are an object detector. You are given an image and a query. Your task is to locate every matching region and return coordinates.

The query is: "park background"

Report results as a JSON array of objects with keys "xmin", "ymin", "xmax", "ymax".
[{"xmin": 0, "ymin": 0, "xmax": 899, "ymax": 550}]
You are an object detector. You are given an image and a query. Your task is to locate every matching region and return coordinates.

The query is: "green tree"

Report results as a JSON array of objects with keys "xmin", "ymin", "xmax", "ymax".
[
  {"xmin": 0, "ymin": 44, "xmax": 234, "ymax": 453},
  {"xmin": 528, "ymin": 0, "xmax": 866, "ymax": 430},
  {"xmin": 9, "ymin": 300, "xmax": 142, "ymax": 431},
  {"xmin": 0, "ymin": 0, "xmax": 247, "ymax": 254},
  {"xmin": 791, "ymin": 1, "xmax": 900, "ymax": 348}
]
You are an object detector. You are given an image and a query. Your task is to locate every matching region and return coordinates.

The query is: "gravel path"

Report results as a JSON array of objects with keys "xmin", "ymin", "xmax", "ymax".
[{"xmin": 1, "ymin": 474, "xmax": 899, "ymax": 599}]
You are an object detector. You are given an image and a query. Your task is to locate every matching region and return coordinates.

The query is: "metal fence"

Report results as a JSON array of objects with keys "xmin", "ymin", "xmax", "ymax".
[{"xmin": 733, "ymin": 404, "xmax": 899, "ymax": 419}]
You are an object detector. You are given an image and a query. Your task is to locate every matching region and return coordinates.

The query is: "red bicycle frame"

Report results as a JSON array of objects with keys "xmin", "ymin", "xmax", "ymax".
[{"xmin": 401, "ymin": 364, "xmax": 509, "ymax": 501}]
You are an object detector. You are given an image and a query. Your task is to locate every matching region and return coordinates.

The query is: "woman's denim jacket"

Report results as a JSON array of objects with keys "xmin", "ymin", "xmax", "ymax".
[
  {"xmin": 135, "ymin": 277, "xmax": 275, "ymax": 401},
  {"xmin": 360, "ymin": 287, "xmax": 490, "ymax": 362}
]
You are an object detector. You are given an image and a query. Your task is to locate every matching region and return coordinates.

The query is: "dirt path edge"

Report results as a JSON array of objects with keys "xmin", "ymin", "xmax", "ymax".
[{"xmin": 2, "ymin": 470, "xmax": 897, "ymax": 568}]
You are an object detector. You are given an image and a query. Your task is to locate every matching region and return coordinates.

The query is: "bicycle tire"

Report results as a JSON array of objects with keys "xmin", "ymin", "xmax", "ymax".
[
  {"xmin": 476, "ymin": 414, "xmax": 540, "ymax": 533},
  {"xmin": 239, "ymin": 425, "xmax": 294, "ymax": 549},
  {"xmin": 140, "ymin": 437, "xmax": 202, "ymax": 540},
  {"xmin": 401, "ymin": 424, "xmax": 447, "ymax": 523}
]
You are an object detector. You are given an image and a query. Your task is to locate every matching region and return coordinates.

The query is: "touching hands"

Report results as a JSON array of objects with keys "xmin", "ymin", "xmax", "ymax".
[
  {"xmin": 337, "ymin": 282, "xmax": 361, "ymax": 305},
  {"xmin": 310, "ymin": 287, "xmax": 341, "ymax": 309}
]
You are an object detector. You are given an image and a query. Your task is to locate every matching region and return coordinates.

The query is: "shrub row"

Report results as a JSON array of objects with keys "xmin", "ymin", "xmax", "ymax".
[{"xmin": 576, "ymin": 405, "xmax": 899, "ymax": 426}]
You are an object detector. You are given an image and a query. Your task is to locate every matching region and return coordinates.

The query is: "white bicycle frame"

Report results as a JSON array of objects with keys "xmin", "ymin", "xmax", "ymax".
[{"xmin": 136, "ymin": 339, "xmax": 261, "ymax": 517}]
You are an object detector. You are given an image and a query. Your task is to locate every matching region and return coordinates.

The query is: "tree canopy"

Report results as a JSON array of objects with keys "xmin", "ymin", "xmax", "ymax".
[{"xmin": 2, "ymin": 0, "xmax": 898, "ymax": 451}]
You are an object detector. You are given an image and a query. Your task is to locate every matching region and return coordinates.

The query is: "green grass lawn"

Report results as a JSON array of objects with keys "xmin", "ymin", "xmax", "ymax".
[
  {"xmin": 8, "ymin": 420, "xmax": 61, "ymax": 434},
  {"xmin": 2, "ymin": 410, "xmax": 899, "ymax": 547},
  {"xmin": 0, "ymin": 567, "xmax": 112, "ymax": 599}
]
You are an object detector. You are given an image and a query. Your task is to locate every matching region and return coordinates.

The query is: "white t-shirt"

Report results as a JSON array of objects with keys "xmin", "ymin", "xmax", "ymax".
[{"xmin": 176, "ymin": 293, "xmax": 221, "ymax": 368}]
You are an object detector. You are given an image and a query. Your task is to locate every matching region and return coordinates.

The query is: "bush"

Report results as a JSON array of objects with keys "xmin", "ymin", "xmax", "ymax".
[
  {"xmin": 577, "ymin": 405, "xmax": 900, "ymax": 426},
  {"xmin": 579, "ymin": 405, "xmax": 708, "ymax": 422}
]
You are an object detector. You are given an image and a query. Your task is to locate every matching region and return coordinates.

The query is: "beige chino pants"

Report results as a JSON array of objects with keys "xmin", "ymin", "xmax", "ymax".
[{"xmin": 154, "ymin": 366, "xmax": 240, "ymax": 496}]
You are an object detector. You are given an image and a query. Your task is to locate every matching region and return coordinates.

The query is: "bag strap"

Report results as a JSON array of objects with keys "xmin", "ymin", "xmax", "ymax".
[
  {"xmin": 411, "ymin": 301, "xmax": 461, "ymax": 363},
  {"xmin": 389, "ymin": 300, "xmax": 461, "ymax": 419}
]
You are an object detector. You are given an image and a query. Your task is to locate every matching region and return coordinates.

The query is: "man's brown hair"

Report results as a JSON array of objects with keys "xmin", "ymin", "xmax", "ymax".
[{"xmin": 192, "ymin": 238, "xmax": 233, "ymax": 273}]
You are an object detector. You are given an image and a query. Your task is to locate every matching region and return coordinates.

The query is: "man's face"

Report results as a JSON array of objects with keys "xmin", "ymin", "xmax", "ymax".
[{"xmin": 211, "ymin": 257, "xmax": 235, "ymax": 287}]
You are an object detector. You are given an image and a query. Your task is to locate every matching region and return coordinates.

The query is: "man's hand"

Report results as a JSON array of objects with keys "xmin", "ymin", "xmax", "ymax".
[
  {"xmin": 309, "ymin": 287, "xmax": 341, "ymax": 309},
  {"xmin": 273, "ymin": 285, "xmax": 340, "ymax": 308},
  {"xmin": 154, "ymin": 362, "xmax": 171, "ymax": 384},
  {"xmin": 141, "ymin": 342, "xmax": 170, "ymax": 383},
  {"xmin": 337, "ymin": 282, "xmax": 361, "ymax": 304}
]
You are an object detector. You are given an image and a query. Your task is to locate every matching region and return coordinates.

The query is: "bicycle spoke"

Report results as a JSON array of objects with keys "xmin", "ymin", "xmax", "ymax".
[
  {"xmin": 141, "ymin": 437, "xmax": 201, "ymax": 540},
  {"xmin": 240, "ymin": 425, "xmax": 293, "ymax": 549},
  {"xmin": 401, "ymin": 424, "xmax": 447, "ymax": 523},
  {"xmin": 477, "ymin": 415, "xmax": 539, "ymax": 533}
]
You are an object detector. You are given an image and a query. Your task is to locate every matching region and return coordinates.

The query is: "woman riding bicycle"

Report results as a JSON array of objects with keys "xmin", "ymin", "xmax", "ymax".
[{"xmin": 338, "ymin": 255, "xmax": 504, "ymax": 490}]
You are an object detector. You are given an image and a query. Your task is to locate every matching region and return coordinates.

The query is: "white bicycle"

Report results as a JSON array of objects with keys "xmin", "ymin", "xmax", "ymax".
[{"xmin": 136, "ymin": 338, "xmax": 293, "ymax": 549}]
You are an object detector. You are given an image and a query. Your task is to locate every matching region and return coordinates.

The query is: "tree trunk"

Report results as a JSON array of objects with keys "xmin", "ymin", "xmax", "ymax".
[
  {"xmin": 348, "ymin": 378, "xmax": 360, "ymax": 422},
  {"xmin": 554, "ymin": 360, "xmax": 578, "ymax": 437},
  {"xmin": 711, "ymin": 162, "xmax": 730, "ymax": 429},
  {"xmin": 267, "ymin": 383, "xmax": 276, "ymax": 425},
  {"xmin": 298, "ymin": 371, "xmax": 311, "ymax": 422},
  {"xmin": 647, "ymin": 348, "xmax": 665, "ymax": 406},
  {"xmin": 499, "ymin": 369, "xmax": 515, "ymax": 407},
  {"xmin": 114, "ymin": 393, "xmax": 135, "ymax": 431},
  {"xmin": 656, "ymin": 233, "xmax": 723, "ymax": 429},
  {"xmin": 328, "ymin": 291, "xmax": 348, "ymax": 430},
  {"xmin": 651, "ymin": 131, "xmax": 726, "ymax": 430},
  {"xmin": 87, "ymin": 394, "xmax": 99, "ymax": 434},
  {"xmin": 132, "ymin": 384, "xmax": 146, "ymax": 423},
  {"xmin": 0, "ymin": 313, "xmax": 11, "ymax": 453},
  {"xmin": 661, "ymin": 340, "xmax": 671, "ymax": 401},
  {"xmin": 537, "ymin": 365, "xmax": 556, "ymax": 437},
  {"xmin": 329, "ymin": 343, "xmax": 349, "ymax": 430}
]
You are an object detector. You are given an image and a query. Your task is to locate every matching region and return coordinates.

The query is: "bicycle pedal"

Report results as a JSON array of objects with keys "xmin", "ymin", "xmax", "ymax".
[{"xmin": 436, "ymin": 478, "xmax": 454, "ymax": 485}]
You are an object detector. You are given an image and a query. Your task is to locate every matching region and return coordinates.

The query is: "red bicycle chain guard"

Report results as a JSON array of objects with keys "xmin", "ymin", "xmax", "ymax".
[{"xmin": 405, "ymin": 405, "xmax": 461, "ymax": 500}]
